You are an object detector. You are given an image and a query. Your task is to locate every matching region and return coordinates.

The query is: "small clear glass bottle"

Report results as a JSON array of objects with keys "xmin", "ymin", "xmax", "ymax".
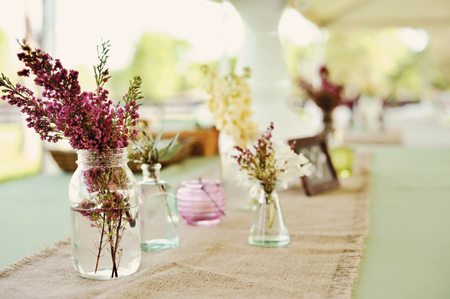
[
  {"xmin": 138, "ymin": 163, "xmax": 179, "ymax": 251},
  {"xmin": 248, "ymin": 180, "xmax": 290, "ymax": 247}
]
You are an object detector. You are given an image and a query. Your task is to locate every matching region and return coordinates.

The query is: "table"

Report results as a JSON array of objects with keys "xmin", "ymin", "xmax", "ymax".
[
  {"xmin": 352, "ymin": 146, "xmax": 450, "ymax": 299},
  {"xmin": 0, "ymin": 156, "xmax": 218, "ymax": 271},
  {"xmin": 1, "ymin": 147, "xmax": 450, "ymax": 298}
]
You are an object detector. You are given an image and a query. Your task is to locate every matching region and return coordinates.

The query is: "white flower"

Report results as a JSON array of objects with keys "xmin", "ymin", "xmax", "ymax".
[
  {"xmin": 273, "ymin": 140, "xmax": 292, "ymax": 160},
  {"xmin": 272, "ymin": 139, "xmax": 311, "ymax": 182},
  {"xmin": 249, "ymin": 183, "xmax": 260, "ymax": 199},
  {"xmin": 299, "ymin": 162, "xmax": 313, "ymax": 177},
  {"xmin": 285, "ymin": 152, "xmax": 302, "ymax": 167},
  {"xmin": 235, "ymin": 169, "xmax": 252, "ymax": 188},
  {"xmin": 278, "ymin": 171, "xmax": 291, "ymax": 182},
  {"xmin": 298, "ymin": 153, "xmax": 309, "ymax": 165},
  {"xmin": 203, "ymin": 67, "xmax": 257, "ymax": 148},
  {"xmin": 274, "ymin": 159, "xmax": 285, "ymax": 170}
]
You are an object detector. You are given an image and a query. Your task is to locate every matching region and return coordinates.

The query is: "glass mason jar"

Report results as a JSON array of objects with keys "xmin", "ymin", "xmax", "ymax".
[
  {"xmin": 248, "ymin": 180, "xmax": 290, "ymax": 247},
  {"xmin": 219, "ymin": 132, "xmax": 254, "ymax": 210},
  {"xmin": 138, "ymin": 163, "xmax": 179, "ymax": 251},
  {"xmin": 68, "ymin": 148, "xmax": 140, "ymax": 280}
]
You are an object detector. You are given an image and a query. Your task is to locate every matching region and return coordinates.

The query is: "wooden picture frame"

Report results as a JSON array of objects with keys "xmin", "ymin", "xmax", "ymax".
[{"xmin": 288, "ymin": 135, "xmax": 339, "ymax": 196}]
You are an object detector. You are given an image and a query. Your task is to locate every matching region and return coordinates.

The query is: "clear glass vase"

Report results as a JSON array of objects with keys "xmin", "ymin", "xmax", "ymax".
[
  {"xmin": 68, "ymin": 148, "xmax": 140, "ymax": 280},
  {"xmin": 248, "ymin": 180, "xmax": 290, "ymax": 247},
  {"xmin": 219, "ymin": 132, "xmax": 254, "ymax": 210},
  {"xmin": 322, "ymin": 109, "xmax": 335, "ymax": 144},
  {"xmin": 138, "ymin": 163, "xmax": 179, "ymax": 251}
]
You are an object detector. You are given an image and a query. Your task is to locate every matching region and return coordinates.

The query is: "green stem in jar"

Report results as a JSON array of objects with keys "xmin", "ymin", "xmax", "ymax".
[
  {"xmin": 268, "ymin": 195, "xmax": 274, "ymax": 229},
  {"xmin": 94, "ymin": 213, "xmax": 106, "ymax": 274},
  {"xmin": 150, "ymin": 171, "xmax": 177, "ymax": 227}
]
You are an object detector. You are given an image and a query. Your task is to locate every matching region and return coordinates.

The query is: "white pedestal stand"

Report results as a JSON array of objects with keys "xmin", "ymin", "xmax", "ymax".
[{"xmin": 229, "ymin": 0, "xmax": 309, "ymax": 141}]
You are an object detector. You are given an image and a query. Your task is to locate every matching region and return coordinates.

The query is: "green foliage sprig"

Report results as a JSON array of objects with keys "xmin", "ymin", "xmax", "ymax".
[
  {"xmin": 129, "ymin": 127, "xmax": 183, "ymax": 166},
  {"xmin": 94, "ymin": 40, "xmax": 112, "ymax": 92}
]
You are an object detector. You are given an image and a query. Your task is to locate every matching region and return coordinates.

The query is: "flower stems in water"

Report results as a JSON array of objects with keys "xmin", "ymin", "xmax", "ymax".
[
  {"xmin": 112, "ymin": 212, "xmax": 123, "ymax": 278},
  {"xmin": 269, "ymin": 196, "xmax": 275, "ymax": 229},
  {"xmin": 150, "ymin": 171, "xmax": 177, "ymax": 227},
  {"xmin": 94, "ymin": 213, "xmax": 106, "ymax": 274}
]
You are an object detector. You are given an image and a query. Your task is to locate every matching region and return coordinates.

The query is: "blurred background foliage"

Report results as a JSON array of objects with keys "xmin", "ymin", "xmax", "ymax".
[
  {"xmin": 2, "ymin": 28, "xmax": 450, "ymax": 104},
  {"xmin": 427, "ymin": 29, "xmax": 450, "ymax": 91},
  {"xmin": 103, "ymin": 33, "xmax": 217, "ymax": 102},
  {"xmin": 0, "ymin": 29, "xmax": 9, "ymax": 72},
  {"xmin": 283, "ymin": 28, "xmax": 448, "ymax": 102},
  {"xmin": 1, "ymin": 2, "xmax": 450, "ymax": 182},
  {"xmin": 108, "ymin": 33, "xmax": 191, "ymax": 101},
  {"xmin": 0, "ymin": 28, "xmax": 17, "ymax": 84}
]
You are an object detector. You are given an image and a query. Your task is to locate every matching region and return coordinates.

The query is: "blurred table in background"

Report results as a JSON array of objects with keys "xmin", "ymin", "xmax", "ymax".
[{"xmin": 344, "ymin": 130, "xmax": 403, "ymax": 145}]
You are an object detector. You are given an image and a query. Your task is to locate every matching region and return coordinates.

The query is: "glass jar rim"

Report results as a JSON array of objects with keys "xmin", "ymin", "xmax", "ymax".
[
  {"xmin": 76, "ymin": 147, "xmax": 127, "ymax": 154},
  {"xmin": 256, "ymin": 179, "xmax": 281, "ymax": 188},
  {"xmin": 76, "ymin": 147, "xmax": 128, "ymax": 163},
  {"xmin": 181, "ymin": 179, "xmax": 221, "ymax": 189},
  {"xmin": 141, "ymin": 163, "xmax": 161, "ymax": 170}
]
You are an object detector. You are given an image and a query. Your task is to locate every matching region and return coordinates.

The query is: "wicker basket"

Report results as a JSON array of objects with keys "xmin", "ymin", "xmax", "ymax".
[
  {"xmin": 49, "ymin": 150, "xmax": 77, "ymax": 173},
  {"xmin": 157, "ymin": 127, "xmax": 219, "ymax": 157},
  {"xmin": 49, "ymin": 136, "xmax": 199, "ymax": 173}
]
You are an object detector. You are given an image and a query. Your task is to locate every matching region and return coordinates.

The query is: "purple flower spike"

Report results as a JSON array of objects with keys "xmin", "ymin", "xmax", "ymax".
[{"xmin": 0, "ymin": 39, "xmax": 142, "ymax": 150}]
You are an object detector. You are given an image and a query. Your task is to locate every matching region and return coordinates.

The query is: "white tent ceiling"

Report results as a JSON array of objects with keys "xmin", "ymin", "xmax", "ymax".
[{"xmin": 290, "ymin": 0, "xmax": 450, "ymax": 29}]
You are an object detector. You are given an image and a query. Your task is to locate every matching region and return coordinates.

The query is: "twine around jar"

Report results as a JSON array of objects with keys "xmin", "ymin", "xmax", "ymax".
[{"xmin": 199, "ymin": 178, "xmax": 226, "ymax": 216}]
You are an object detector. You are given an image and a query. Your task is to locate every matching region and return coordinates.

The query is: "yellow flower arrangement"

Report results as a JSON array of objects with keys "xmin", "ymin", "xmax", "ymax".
[{"xmin": 202, "ymin": 67, "xmax": 258, "ymax": 148}]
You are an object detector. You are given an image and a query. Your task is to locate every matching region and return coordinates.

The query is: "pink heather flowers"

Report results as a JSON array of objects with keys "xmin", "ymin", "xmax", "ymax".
[
  {"xmin": 0, "ymin": 40, "xmax": 142, "ymax": 279},
  {"xmin": 0, "ymin": 39, "xmax": 141, "ymax": 150}
]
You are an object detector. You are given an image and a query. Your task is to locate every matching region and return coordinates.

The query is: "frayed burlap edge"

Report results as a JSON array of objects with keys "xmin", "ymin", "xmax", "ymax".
[
  {"xmin": 328, "ymin": 162, "xmax": 372, "ymax": 299},
  {"xmin": 327, "ymin": 235, "xmax": 368, "ymax": 298},
  {"xmin": 0, "ymin": 236, "xmax": 71, "ymax": 279}
]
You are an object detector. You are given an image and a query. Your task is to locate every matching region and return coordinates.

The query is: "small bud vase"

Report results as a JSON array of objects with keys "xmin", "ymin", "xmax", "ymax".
[
  {"xmin": 248, "ymin": 180, "xmax": 290, "ymax": 247},
  {"xmin": 138, "ymin": 163, "xmax": 179, "ymax": 251},
  {"xmin": 68, "ymin": 148, "xmax": 140, "ymax": 280},
  {"xmin": 322, "ymin": 109, "xmax": 335, "ymax": 144}
]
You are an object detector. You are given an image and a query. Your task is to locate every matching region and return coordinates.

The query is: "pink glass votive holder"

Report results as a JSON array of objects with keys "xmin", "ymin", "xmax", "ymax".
[{"xmin": 177, "ymin": 179, "xmax": 226, "ymax": 226}]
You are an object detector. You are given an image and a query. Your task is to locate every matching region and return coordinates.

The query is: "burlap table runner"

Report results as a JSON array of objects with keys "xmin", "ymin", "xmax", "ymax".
[
  {"xmin": 0, "ymin": 153, "xmax": 371, "ymax": 299},
  {"xmin": 344, "ymin": 130, "xmax": 402, "ymax": 144}
]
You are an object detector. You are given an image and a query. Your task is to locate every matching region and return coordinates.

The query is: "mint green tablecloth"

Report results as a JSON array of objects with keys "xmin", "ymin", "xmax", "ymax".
[
  {"xmin": 1, "ymin": 147, "xmax": 450, "ymax": 298},
  {"xmin": 352, "ymin": 146, "xmax": 450, "ymax": 299}
]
